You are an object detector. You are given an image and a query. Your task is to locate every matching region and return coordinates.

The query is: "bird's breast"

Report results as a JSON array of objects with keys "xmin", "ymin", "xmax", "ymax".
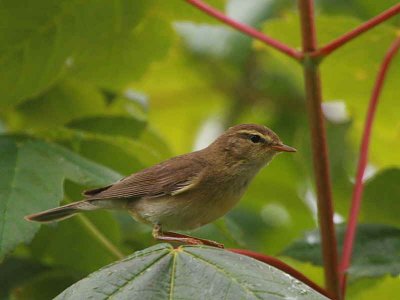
[{"xmin": 129, "ymin": 173, "xmax": 254, "ymax": 231}]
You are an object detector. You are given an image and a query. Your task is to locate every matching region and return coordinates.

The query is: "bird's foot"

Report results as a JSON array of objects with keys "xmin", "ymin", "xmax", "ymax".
[{"xmin": 152, "ymin": 226, "xmax": 224, "ymax": 249}]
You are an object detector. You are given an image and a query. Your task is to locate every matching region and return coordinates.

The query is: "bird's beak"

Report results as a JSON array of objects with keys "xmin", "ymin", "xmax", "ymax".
[{"xmin": 271, "ymin": 143, "xmax": 297, "ymax": 152}]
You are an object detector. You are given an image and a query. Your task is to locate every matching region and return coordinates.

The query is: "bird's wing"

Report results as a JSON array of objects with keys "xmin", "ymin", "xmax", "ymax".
[{"xmin": 83, "ymin": 153, "xmax": 206, "ymax": 200}]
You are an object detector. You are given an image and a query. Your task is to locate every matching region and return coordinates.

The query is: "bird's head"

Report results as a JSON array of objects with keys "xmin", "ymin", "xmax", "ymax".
[{"xmin": 209, "ymin": 124, "xmax": 296, "ymax": 167}]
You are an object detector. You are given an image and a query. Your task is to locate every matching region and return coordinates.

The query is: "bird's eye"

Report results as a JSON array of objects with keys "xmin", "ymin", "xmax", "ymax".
[{"xmin": 250, "ymin": 135, "xmax": 262, "ymax": 143}]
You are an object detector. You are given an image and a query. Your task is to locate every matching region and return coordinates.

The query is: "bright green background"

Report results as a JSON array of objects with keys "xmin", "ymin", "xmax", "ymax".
[{"xmin": 0, "ymin": 0, "xmax": 399, "ymax": 299}]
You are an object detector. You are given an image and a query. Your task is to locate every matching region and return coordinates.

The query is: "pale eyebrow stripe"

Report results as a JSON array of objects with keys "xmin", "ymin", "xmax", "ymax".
[{"xmin": 236, "ymin": 130, "xmax": 272, "ymax": 141}]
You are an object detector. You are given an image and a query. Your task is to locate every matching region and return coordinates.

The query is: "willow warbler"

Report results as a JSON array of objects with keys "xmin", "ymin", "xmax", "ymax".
[{"xmin": 25, "ymin": 124, "xmax": 296, "ymax": 248}]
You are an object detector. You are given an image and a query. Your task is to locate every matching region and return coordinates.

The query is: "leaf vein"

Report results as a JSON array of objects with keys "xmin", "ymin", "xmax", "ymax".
[
  {"xmin": 182, "ymin": 251, "xmax": 267, "ymax": 300},
  {"xmin": 107, "ymin": 251, "xmax": 170, "ymax": 299},
  {"xmin": 169, "ymin": 250, "xmax": 177, "ymax": 300}
]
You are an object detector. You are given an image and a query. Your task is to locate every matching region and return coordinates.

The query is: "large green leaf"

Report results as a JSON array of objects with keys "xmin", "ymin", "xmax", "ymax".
[
  {"xmin": 64, "ymin": 124, "xmax": 166, "ymax": 173},
  {"xmin": 0, "ymin": 135, "xmax": 121, "ymax": 257},
  {"xmin": 55, "ymin": 244, "xmax": 328, "ymax": 299},
  {"xmin": 70, "ymin": 14, "xmax": 172, "ymax": 89},
  {"xmin": 0, "ymin": 0, "xmax": 172, "ymax": 107},
  {"xmin": 282, "ymin": 224, "xmax": 400, "ymax": 280},
  {"xmin": 10, "ymin": 81, "xmax": 170, "ymax": 174},
  {"xmin": 12, "ymin": 79, "xmax": 106, "ymax": 130},
  {"xmin": 0, "ymin": 0, "xmax": 76, "ymax": 106},
  {"xmin": 361, "ymin": 168, "xmax": 400, "ymax": 227},
  {"xmin": 67, "ymin": 115, "xmax": 146, "ymax": 140},
  {"xmin": 31, "ymin": 125, "xmax": 164, "ymax": 175}
]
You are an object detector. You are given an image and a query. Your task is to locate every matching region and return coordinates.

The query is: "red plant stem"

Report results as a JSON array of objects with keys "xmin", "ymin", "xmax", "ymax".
[
  {"xmin": 297, "ymin": 1, "xmax": 341, "ymax": 299},
  {"xmin": 315, "ymin": 3, "xmax": 400, "ymax": 57},
  {"xmin": 185, "ymin": 0, "xmax": 303, "ymax": 60},
  {"xmin": 339, "ymin": 36, "xmax": 400, "ymax": 296},
  {"xmin": 229, "ymin": 249, "xmax": 331, "ymax": 298}
]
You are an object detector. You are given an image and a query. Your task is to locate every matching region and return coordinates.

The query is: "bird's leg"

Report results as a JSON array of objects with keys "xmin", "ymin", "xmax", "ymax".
[{"xmin": 152, "ymin": 225, "xmax": 224, "ymax": 248}]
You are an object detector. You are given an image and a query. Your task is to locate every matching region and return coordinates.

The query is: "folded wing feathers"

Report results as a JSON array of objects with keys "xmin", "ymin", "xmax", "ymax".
[{"xmin": 83, "ymin": 153, "xmax": 206, "ymax": 200}]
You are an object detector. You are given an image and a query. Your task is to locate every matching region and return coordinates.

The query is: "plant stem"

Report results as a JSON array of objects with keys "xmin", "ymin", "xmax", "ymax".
[
  {"xmin": 64, "ymin": 197, "xmax": 124, "ymax": 259},
  {"xmin": 185, "ymin": 0, "xmax": 303, "ymax": 60},
  {"xmin": 339, "ymin": 36, "xmax": 400, "ymax": 297},
  {"xmin": 314, "ymin": 3, "xmax": 400, "ymax": 57},
  {"xmin": 297, "ymin": 1, "xmax": 340, "ymax": 299},
  {"xmin": 229, "ymin": 248, "xmax": 330, "ymax": 298},
  {"xmin": 77, "ymin": 214, "xmax": 125, "ymax": 259}
]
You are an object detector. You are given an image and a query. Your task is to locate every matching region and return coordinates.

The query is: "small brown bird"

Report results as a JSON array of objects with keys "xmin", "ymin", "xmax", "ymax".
[{"xmin": 25, "ymin": 124, "xmax": 296, "ymax": 248}]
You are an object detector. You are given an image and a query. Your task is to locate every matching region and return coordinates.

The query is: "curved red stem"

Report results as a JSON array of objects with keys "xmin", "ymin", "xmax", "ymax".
[
  {"xmin": 229, "ymin": 249, "xmax": 331, "ymax": 298},
  {"xmin": 339, "ymin": 36, "xmax": 400, "ymax": 296},
  {"xmin": 185, "ymin": 0, "xmax": 303, "ymax": 60},
  {"xmin": 315, "ymin": 3, "xmax": 400, "ymax": 57}
]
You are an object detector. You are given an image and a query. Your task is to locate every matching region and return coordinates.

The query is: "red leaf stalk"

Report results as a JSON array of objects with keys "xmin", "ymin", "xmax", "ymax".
[
  {"xmin": 297, "ymin": 0, "xmax": 341, "ymax": 298},
  {"xmin": 315, "ymin": 3, "xmax": 400, "ymax": 57},
  {"xmin": 229, "ymin": 249, "xmax": 331, "ymax": 298},
  {"xmin": 185, "ymin": 0, "xmax": 302, "ymax": 60},
  {"xmin": 339, "ymin": 35, "xmax": 400, "ymax": 296}
]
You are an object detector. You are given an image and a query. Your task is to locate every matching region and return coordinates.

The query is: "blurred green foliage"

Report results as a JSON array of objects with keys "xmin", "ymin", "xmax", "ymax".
[
  {"xmin": 0, "ymin": 0, "xmax": 399, "ymax": 299},
  {"xmin": 283, "ymin": 224, "xmax": 400, "ymax": 279}
]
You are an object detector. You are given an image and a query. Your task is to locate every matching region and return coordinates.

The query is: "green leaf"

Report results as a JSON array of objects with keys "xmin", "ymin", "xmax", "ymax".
[
  {"xmin": 278, "ymin": 257, "xmax": 324, "ymax": 288},
  {"xmin": 71, "ymin": 14, "xmax": 172, "ymax": 89},
  {"xmin": 282, "ymin": 224, "xmax": 400, "ymax": 280},
  {"xmin": 0, "ymin": 135, "xmax": 121, "ymax": 257},
  {"xmin": 66, "ymin": 127, "xmax": 166, "ymax": 173},
  {"xmin": 0, "ymin": 0, "xmax": 76, "ymax": 106},
  {"xmin": 0, "ymin": 0, "xmax": 173, "ymax": 107},
  {"xmin": 67, "ymin": 115, "xmax": 146, "ymax": 140},
  {"xmin": 55, "ymin": 244, "xmax": 328, "ymax": 299},
  {"xmin": 31, "ymin": 126, "xmax": 165, "ymax": 175},
  {"xmin": 361, "ymin": 168, "xmax": 400, "ymax": 227},
  {"xmin": 12, "ymin": 79, "xmax": 106, "ymax": 130}
]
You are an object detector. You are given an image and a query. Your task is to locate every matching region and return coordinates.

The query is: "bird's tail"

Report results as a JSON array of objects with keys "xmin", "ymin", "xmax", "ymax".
[{"xmin": 24, "ymin": 200, "xmax": 98, "ymax": 223}]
